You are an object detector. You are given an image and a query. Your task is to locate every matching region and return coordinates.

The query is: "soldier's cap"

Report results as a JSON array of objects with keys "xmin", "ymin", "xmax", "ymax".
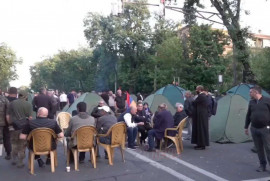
[
  {"xmin": 18, "ymin": 90, "xmax": 28, "ymax": 98},
  {"xmin": 98, "ymin": 106, "xmax": 110, "ymax": 113}
]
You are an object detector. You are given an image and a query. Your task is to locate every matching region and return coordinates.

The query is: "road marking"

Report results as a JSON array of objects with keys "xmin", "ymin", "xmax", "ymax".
[
  {"xmin": 126, "ymin": 149, "xmax": 195, "ymax": 181},
  {"xmin": 242, "ymin": 177, "xmax": 270, "ymax": 181},
  {"xmin": 159, "ymin": 151, "xmax": 229, "ymax": 181}
]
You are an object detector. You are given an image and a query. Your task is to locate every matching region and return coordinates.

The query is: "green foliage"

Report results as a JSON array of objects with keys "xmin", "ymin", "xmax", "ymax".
[
  {"xmin": 0, "ymin": 43, "xmax": 21, "ymax": 88},
  {"xmin": 183, "ymin": 24, "xmax": 229, "ymax": 91},
  {"xmin": 250, "ymin": 48, "xmax": 270, "ymax": 90}
]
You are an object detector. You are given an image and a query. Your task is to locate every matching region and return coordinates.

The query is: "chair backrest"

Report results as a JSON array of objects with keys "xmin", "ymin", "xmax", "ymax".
[
  {"xmin": 110, "ymin": 122, "xmax": 126, "ymax": 146},
  {"xmin": 72, "ymin": 126, "xmax": 96, "ymax": 151},
  {"xmin": 28, "ymin": 128, "xmax": 57, "ymax": 153},
  {"xmin": 176, "ymin": 117, "xmax": 188, "ymax": 139},
  {"xmin": 56, "ymin": 112, "xmax": 71, "ymax": 130}
]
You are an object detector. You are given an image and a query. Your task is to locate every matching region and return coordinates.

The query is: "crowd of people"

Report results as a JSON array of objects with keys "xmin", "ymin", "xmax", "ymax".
[{"xmin": 0, "ymin": 84, "xmax": 269, "ymax": 173}]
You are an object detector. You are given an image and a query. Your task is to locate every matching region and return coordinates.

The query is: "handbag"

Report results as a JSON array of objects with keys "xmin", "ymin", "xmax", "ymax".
[{"xmin": 13, "ymin": 117, "xmax": 29, "ymax": 130}]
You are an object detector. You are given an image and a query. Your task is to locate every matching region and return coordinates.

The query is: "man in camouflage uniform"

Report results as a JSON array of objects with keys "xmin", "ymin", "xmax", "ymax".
[
  {"xmin": 7, "ymin": 90, "xmax": 32, "ymax": 168},
  {"xmin": 0, "ymin": 92, "xmax": 9, "ymax": 156}
]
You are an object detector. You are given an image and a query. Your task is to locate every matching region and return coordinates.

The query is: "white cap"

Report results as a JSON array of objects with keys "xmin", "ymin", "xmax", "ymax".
[{"xmin": 98, "ymin": 106, "xmax": 110, "ymax": 113}]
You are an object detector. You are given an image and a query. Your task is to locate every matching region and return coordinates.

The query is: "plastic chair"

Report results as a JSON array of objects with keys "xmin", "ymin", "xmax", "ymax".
[
  {"xmin": 97, "ymin": 122, "xmax": 126, "ymax": 165},
  {"xmin": 27, "ymin": 128, "xmax": 58, "ymax": 175},
  {"xmin": 66, "ymin": 126, "xmax": 97, "ymax": 171},
  {"xmin": 56, "ymin": 112, "xmax": 71, "ymax": 155},
  {"xmin": 164, "ymin": 117, "xmax": 188, "ymax": 154}
]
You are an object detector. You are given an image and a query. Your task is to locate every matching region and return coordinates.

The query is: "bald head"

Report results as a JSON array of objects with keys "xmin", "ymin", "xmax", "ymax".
[
  {"xmin": 130, "ymin": 106, "xmax": 137, "ymax": 115},
  {"xmin": 37, "ymin": 107, "xmax": 48, "ymax": 118}
]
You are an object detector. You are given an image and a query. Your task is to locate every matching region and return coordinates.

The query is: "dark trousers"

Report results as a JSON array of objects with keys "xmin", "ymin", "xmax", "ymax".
[
  {"xmin": 3, "ymin": 126, "xmax": 11, "ymax": 155},
  {"xmin": 127, "ymin": 127, "xmax": 138, "ymax": 147},
  {"xmin": 147, "ymin": 129, "xmax": 161, "ymax": 150},
  {"xmin": 251, "ymin": 126, "xmax": 270, "ymax": 167},
  {"xmin": 60, "ymin": 102, "xmax": 67, "ymax": 110},
  {"xmin": 137, "ymin": 124, "xmax": 152, "ymax": 142}
]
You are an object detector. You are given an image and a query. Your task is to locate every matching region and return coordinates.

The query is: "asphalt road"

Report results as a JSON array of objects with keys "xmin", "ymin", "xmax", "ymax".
[{"xmin": 1, "ymin": 136, "xmax": 270, "ymax": 181}]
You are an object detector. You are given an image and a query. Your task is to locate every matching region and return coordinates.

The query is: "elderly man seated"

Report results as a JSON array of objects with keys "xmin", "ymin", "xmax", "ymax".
[
  {"xmin": 174, "ymin": 103, "xmax": 187, "ymax": 127},
  {"xmin": 20, "ymin": 107, "xmax": 63, "ymax": 168},
  {"xmin": 65, "ymin": 102, "xmax": 95, "ymax": 163},
  {"xmin": 145, "ymin": 103, "xmax": 174, "ymax": 152}
]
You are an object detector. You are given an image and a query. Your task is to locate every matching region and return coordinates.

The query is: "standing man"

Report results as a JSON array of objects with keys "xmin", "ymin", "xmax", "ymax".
[
  {"xmin": 7, "ymin": 90, "xmax": 32, "ymax": 168},
  {"xmin": 32, "ymin": 88, "xmax": 53, "ymax": 119},
  {"xmin": 67, "ymin": 90, "xmax": 76, "ymax": 107},
  {"xmin": 245, "ymin": 86, "xmax": 270, "ymax": 172},
  {"xmin": 184, "ymin": 91, "xmax": 193, "ymax": 140},
  {"xmin": 3, "ymin": 87, "xmax": 18, "ymax": 160},
  {"xmin": 0, "ymin": 92, "xmax": 9, "ymax": 157},
  {"xmin": 115, "ymin": 90, "xmax": 126, "ymax": 114},
  {"xmin": 59, "ymin": 91, "xmax": 68, "ymax": 110},
  {"xmin": 191, "ymin": 85, "xmax": 209, "ymax": 150}
]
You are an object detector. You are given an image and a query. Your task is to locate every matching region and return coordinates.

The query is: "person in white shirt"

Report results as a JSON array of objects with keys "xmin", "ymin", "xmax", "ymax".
[
  {"xmin": 117, "ymin": 106, "xmax": 144, "ymax": 149},
  {"xmin": 59, "ymin": 92, "xmax": 68, "ymax": 110}
]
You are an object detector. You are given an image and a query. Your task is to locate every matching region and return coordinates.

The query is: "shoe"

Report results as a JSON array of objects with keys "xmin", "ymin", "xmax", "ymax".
[
  {"xmin": 5, "ymin": 154, "xmax": 11, "ymax": 160},
  {"xmin": 46, "ymin": 158, "xmax": 51, "ymax": 165},
  {"xmin": 194, "ymin": 146, "xmax": 205, "ymax": 150},
  {"xmin": 145, "ymin": 148, "xmax": 156, "ymax": 152},
  {"xmin": 17, "ymin": 163, "xmax": 25, "ymax": 168},
  {"xmin": 256, "ymin": 166, "xmax": 266, "ymax": 172},
  {"xmin": 37, "ymin": 158, "xmax": 45, "ymax": 168},
  {"xmin": 127, "ymin": 146, "xmax": 136, "ymax": 150},
  {"xmin": 251, "ymin": 147, "xmax": 257, "ymax": 153},
  {"xmin": 166, "ymin": 143, "xmax": 174, "ymax": 148},
  {"xmin": 134, "ymin": 143, "xmax": 139, "ymax": 148}
]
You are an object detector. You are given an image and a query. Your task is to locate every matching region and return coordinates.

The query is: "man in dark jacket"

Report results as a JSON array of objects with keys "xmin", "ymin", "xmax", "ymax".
[
  {"xmin": 245, "ymin": 86, "xmax": 270, "ymax": 172},
  {"xmin": 91, "ymin": 100, "xmax": 105, "ymax": 119},
  {"xmin": 191, "ymin": 85, "xmax": 209, "ymax": 150},
  {"xmin": 173, "ymin": 103, "xmax": 187, "ymax": 126},
  {"xmin": 146, "ymin": 103, "xmax": 174, "ymax": 152}
]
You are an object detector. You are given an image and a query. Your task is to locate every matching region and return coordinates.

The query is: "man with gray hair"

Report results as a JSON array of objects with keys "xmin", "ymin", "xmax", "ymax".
[
  {"xmin": 146, "ymin": 103, "xmax": 174, "ymax": 152},
  {"xmin": 174, "ymin": 103, "xmax": 187, "ymax": 126}
]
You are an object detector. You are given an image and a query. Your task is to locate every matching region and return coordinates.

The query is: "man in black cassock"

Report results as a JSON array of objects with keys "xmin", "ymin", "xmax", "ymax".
[{"xmin": 191, "ymin": 85, "xmax": 209, "ymax": 150}]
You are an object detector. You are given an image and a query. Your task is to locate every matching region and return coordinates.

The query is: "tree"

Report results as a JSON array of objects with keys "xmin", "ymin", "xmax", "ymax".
[
  {"xmin": 0, "ymin": 43, "xmax": 21, "ymax": 88},
  {"xmin": 184, "ymin": 24, "xmax": 229, "ymax": 91},
  {"xmin": 250, "ymin": 48, "xmax": 270, "ymax": 90},
  {"xmin": 183, "ymin": 0, "xmax": 255, "ymax": 84}
]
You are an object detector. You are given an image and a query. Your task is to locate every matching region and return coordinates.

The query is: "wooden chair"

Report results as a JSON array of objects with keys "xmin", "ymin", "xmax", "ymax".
[
  {"xmin": 66, "ymin": 126, "xmax": 97, "ymax": 171},
  {"xmin": 163, "ymin": 117, "xmax": 188, "ymax": 154},
  {"xmin": 97, "ymin": 122, "xmax": 126, "ymax": 166},
  {"xmin": 56, "ymin": 112, "xmax": 71, "ymax": 155},
  {"xmin": 27, "ymin": 128, "xmax": 58, "ymax": 175}
]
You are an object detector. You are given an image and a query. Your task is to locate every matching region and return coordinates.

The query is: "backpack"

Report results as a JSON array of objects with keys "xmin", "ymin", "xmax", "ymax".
[{"xmin": 211, "ymin": 96, "xmax": 218, "ymax": 115}]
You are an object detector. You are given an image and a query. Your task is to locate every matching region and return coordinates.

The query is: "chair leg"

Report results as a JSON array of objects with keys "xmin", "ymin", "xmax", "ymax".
[
  {"xmin": 67, "ymin": 149, "xmax": 70, "ymax": 166},
  {"xmin": 30, "ymin": 152, "xmax": 35, "ymax": 175},
  {"xmin": 174, "ymin": 138, "xmax": 181, "ymax": 155},
  {"xmin": 111, "ymin": 148, "xmax": 115, "ymax": 163},
  {"xmin": 91, "ymin": 148, "xmax": 96, "ymax": 168},
  {"xmin": 54, "ymin": 150, "xmax": 58, "ymax": 167},
  {"xmin": 73, "ymin": 150, "xmax": 79, "ymax": 171},
  {"xmin": 120, "ymin": 146, "xmax": 125, "ymax": 163},
  {"xmin": 106, "ymin": 146, "xmax": 113, "ymax": 166},
  {"xmin": 50, "ymin": 151, "xmax": 55, "ymax": 173},
  {"xmin": 179, "ymin": 138, "xmax": 183, "ymax": 152}
]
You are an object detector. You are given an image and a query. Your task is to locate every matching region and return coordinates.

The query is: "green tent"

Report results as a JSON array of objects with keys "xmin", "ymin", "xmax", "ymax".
[
  {"xmin": 210, "ymin": 84, "xmax": 270, "ymax": 143},
  {"xmin": 155, "ymin": 84, "xmax": 186, "ymax": 106},
  {"xmin": 144, "ymin": 94, "xmax": 176, "ymax": 115},
  {"xmin": 63, "ymin": 92, "xmax": 114, "ymax": 115}
]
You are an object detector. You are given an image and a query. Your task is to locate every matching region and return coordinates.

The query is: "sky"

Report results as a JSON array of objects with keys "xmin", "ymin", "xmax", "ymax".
[{"xmin": 0, "ymin": 0, "xmax": 269, "ymax": 88}]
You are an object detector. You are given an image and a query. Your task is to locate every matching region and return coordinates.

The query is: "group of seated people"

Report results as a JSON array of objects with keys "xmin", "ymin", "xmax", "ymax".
[{"xmin": 19, "ymin": 100, "xmax": 187, "ymax": 168}]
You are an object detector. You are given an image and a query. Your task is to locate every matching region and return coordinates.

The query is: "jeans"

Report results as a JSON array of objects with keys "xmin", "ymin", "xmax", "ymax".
[
  {"xmin": 127, "ymin": 127, "xmax": 138, "ymax": 147},
  {"xmin": 251, "ymin": 126, "xmax": 270, "ymax": 167}
]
